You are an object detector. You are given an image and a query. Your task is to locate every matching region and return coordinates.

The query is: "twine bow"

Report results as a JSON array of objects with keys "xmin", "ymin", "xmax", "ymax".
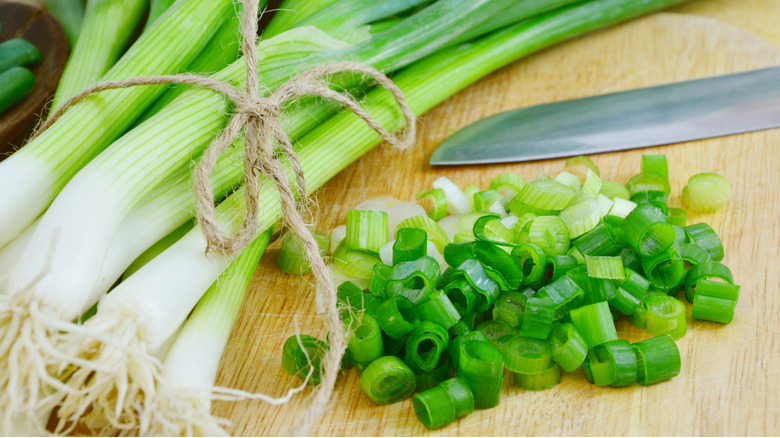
[{"xmin": 30, "ymin": 0, "xmax": 416, "ymax": 434}]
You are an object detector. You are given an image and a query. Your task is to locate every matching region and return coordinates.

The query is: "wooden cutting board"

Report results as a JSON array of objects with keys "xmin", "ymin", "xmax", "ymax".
[{"xmin": 211, "ymin": 8, "xmax": 780, "ymax": 437}]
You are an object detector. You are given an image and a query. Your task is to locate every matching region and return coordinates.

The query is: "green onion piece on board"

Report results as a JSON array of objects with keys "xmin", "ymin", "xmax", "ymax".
[
  {"xmin": 346, "ymin": 209, "xmax": 389, "ymax": 254},
  {"xmin": 535, "ymin": 275, "xmax": 585, "ymax": 320},
  {"xmin": 413, "ymin": 377, "xmax": 474, "ymax": 430},
  {"xmin": 630, "ymin": 190, "xmax": 668, "ymax": 215},
  {"xmin": 416, "ymin": 188, "xmax": 448, "ymax": 221},
  {"xmin": 604, "ymin": 198, "xmax": 637, "ymax": 226},
  {"xmin": 512, "ymin": 243, "xmax": 548, "ymax": 285},
  {"xmin": 512, "ymin": 361, "xmax": 562, "ymax": 391},
  {"xmin": 385, "ymin": 256, "xmax": 441, "ymax": 304},
  {"xmin": 641, "ymin": 154, "xmax": 669, "ymax": 180},
  {"xmin": 528, "ymin": 215, "xmax": 571, "ymax": 255},
  {"xmin": 397, "ymin": 215, "xmax": 451, "ymax": 252},
  {"xmin": 564, "ymin": 155, "xmax": 600, "ymax": 181},
  {"xmin": 348, "ymin": 314, "xmax": 384, "ymax": 365},
  {"xmin": 626, "ymin": 172, "xmax": 671, "ymax": 196},
  {"xmin": 448, "ymin": 330, "xmax": 488, "ymax": 373},
  {"xmin": 684, "ymin": 260, "xmax": 733, "ymax": 303},
  {"xmin": 417, "ymin": 290, "xmax": 461, "ymax": 329},
  {"xmin": 678, "ymin": 243, "xmax": 712, "ymax": 267},
  {"xmin": 358, "ymin": 356, "xmax": 416, "ymax": 405},
  {"xmin": 276, "ymin": 230, "xmax": 328, "ymax": 274},
  {"xmin": 473, "ymin": 215, "xmax": 515, "ymax": 246},
  {"xmin": 666, "ymin": 207, "xmax": 687, "ymax": 227},
  {"xmin": 282, "ymin": 334, "xmax": 328, "ymax": 386},
  {"xmin": 559, "ymin": 199, "xmax": 602, "ymax": 238},
  {"xmin": 368, "ymin": 263, "xmax": 393, "ymax": 297},
  {"xmin": 491, "ymin": 290, "xmax": 528, "ymax": 328},
  {"xmin": 332, "ymin": 249, "xmax": 382, "ymax": 281},
  {"xmin": 490, "ymin": 172, "xmax": 525, "ymax": 202},
  {"xmin": 691, "ymin": 279, "xmax": 740, "ymax": 324},
  {"xmin": 457, "ymin": 340, "xmax": 504, "ymax": 409},
  {"xmin": 0, "ymin": 39, "xmax": 43, "ymax": 73},
  {"xmin": 572, "ymin": 223, "xmax": 621, "ymax": 257},
  {"xmin": 685, "ymin": 223, "xmax": 724, "ymax": 261},
  {"xmin": 574, "ymin": 169, "xmax": 603, "ymax": 202},
  {"xmin": 472, "ymin": 240, "xmax": 524, "ymax": 289},
  {"xmin": 549, "ymin": 322, "xmax": 588, "ymax": 372},
  {"xmin": 643, "ymin": 293, "xmax": 686, "ymax": 339},
  {"xmin": 376, "ymin": 296, "xmax": 420, "ymax": 339},
  {"xmin": 555, "ymin": 171, "xmax": 582, "ymax": 191},
  {"xmin": 442, "ymin": 277, "xmax": 481, "ymax": 315},
  {"xmin": 393, "ymin": 227, "xmax": 428, "ymax": 264},
  {"xmin": 518, "ymin": 296, "xmax": 555, "ymax": 340},
  {"xmin": 641, "ymin": 247, "xmax": 685, "ymax": 291},
  {"xmin": 625, "ymin": 203, "xmax": 675, "ymax": 256},
  {"xmin": 447, "ymin": 259, "xmax": 501, "ymax": 312},
  {"xmin": 682, "ymin": 173, "xmax": 731, "ymax": 212},
  {"xmin": 474, "ymin": 189, "xmax": 503, "ymax": 212},
  {"xmin": 569, "ymin": 301, "xmax": 618, "ymax": 348},
  {"xmin": 503, "ymin": 336, "xmax": 552, "ymax": 374},
  {"xmin": 581, "ymin": 339, "xmax": 637, "ymax": 387},
  {"xmin": 405, "ymin": 321, "xmax": 450, "ymax": 372},
  {"xmin": 517, "ymin": 179, "xmax": 578, "ymax": 211},
  {"xmin": 337, "ymin": 281, "xmax": 382, "ymax": 317},
  {"xmin": 632, "ymin": 335, "xmax": 681, "ymax": 386},
  {"xmin": 599, "ymin": 180, "xmax": 630, "ymax": 200},
  {"xmin": 414, "ymin": 352, "xmax": 453, "ymax": 393},
  {"xmin": 545, "ymin": 254, "xmax": 579, "ymax": 282},
  {"xmin": 586, "ymin": 255, "xmax": 625, "ymax": 280}
]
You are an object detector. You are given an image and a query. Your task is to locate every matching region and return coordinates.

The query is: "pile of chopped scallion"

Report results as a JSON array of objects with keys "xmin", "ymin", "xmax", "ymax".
[{"xmin": 280, "ymin": 154, "xmax": 737, "ymax": 430}]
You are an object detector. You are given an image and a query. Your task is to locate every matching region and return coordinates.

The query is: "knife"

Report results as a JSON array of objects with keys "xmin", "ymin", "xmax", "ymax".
[{"xmin": 429, "ymin": 66, "xmax": 780, "ymax": 165}]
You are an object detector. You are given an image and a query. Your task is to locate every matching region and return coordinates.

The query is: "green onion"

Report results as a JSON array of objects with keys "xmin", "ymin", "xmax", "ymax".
[
  {"xmin": 417, "ymin": 290, "xmax": 461, "ymax": 329},
  {"xmin": 358, "ymin": 356, "xmax": 416, "ymax": 404},
  {"xmin": 555, "ymin": 171, "xmax": 582, "ymax": 191},
  {"xmin": 528, "ymin": 215, "xmax": 571, "ymax": 255},
  {"xmin": 682, "ymin": 173, "xmax": 731, "ymax": 212},
  {"xmin": 574, "ymin": 169, "xmax": 603, "ymax": 202},
  {"xmin": 630, "ymin": 190, "xmax": 668, "ymax": 215},
  {"xmin": 146, "ymin": 0, "xmax": 177, "ymax": 29},
  {"xmin": 641, "ymin": 154, "xmax": 669, "ymax": 180},
  {"xmin": 569, "ymin": 301, "xmax": 618, "ymax": 348},
  {"xmin": 641, "ymin": 247, "xmax": 685, "ymax": 291},
  {"xmin": 413, "ymin": 377, "xmax": 474, "ymax": 430},
  {"xmin": 416, "ymin": 188, "xmax": 448, "ymax": 221},
  {"xmin": 283, "ymin": 334, "xmax": 328, "ymax": 386},
  {"xmin": 414, "ymin": 353, "xmax": 452, "ymax": 392},
  {"xmin": 448, "ymin": 330, "xmax": 488, "ymax": 372},
  {"xmin": 512, "ymin": 243, "xmax": 548, "ymax": 285},
  {"xmin": 586, "ymin": 255, "xmax": 625, "ymax": 280},
  {"xmin": 535, "ymin": 274, "xmax": 584, "ymax": 320},
  {"xmin": 396, "ymin": 215, "xmax": 451, "ymax": 252},
  {"xmin": 549, "ymin": 322, "xmax": 587, "ymax": 372},
  {"xmin": 582, "ymin": 339, "xmax": 637, "ymax": 386},
  {"xmin": 348, "ymin": 314, "xmax": 385, "ymax": 364},
  {"xmin": 683, "ymin": 261, "xmax": 734, "ymax": 303},
  {"xmin": 625, "ymin": 204, "xmax": 675, "ymax": 256},
  {"xmin": 643, "ymin": 294, "xmax": 686, "ymax": 339},
  {"xmin": 684, "ymin": 223, "xmax": 724, "ymax": 261},
  {"xmin": 512, "ymin": 361, "xmax": 561, "ymax": 390},
  {"xmin": 517, "ymin": 178, "xmax": 577, "ymax": 211},
  {"xmin": 599, "ymin": 180, "xmax": 630, "ymax": 200},
  {"xmin": 51, "ymin": 0, "xmax": 151, "ymax": 112},
  {"xmin": 369, "ymin": 263, "xmax": 393, "ymax": 297},
  {"xmin": 385, "ymin": 256, "xmax": 441, "ymax": 304},
  {"xmin": 679, "ymin": 243, "xmax": 711, "ymax": 267},
  {"xmin": 0, "ymin": 39, "xmax": 42, "ymax": 73},
  {"xmin": 472, "ymin": 241, "xmax": 524, "ymax": 290},
  {"xmin": 544, "ymin": 254, "xmax": 579, "ymax": 282},
  {"xmin": 666, "ymin": 207, "xmax": 687, "ymax": 227},
  {"xmin": 263, "ymin": 0, "xmax": 339, "ymax": 38},
  {"xmin": 626, "ymin": 172, "xmax": 671, "ymax": 197},
  {"xmin": 346, "ymin": 209, "xmax": 389, "ymax": 254},
  {"xmin": 337, "ymin": 281, "xmax": 383, "ymax": 317},
  {"xmin": 564, "ymin": 155, "xmax": 600, "ymax": 181},
  {"xmin": 332, "ymin": 249, "xmax": 382, "ymax": 281},
  {"xmin": 559, "ymin": 199, "xmax": 602, "ymax": 238},
  {"xmin": 691, "ymin": 279, "xmax": 740, "ymax": 324},
  {"xmin": 490, "ymin": 172, "xmax": 525, "ymax": 203},
  {"xmin": 442, "ymin": 277, "xmax": 481, "ymax": 315},
  {"xmin": 518, "ymin": 296, "xmax": 554, "ymax": 340},
  {"xmin": 44, "ymin": 0, "xmax": 85, "ymax": 47},
  {"xmin": 376, "ymin": 296, "xmax": 420, "ymax": 339},
  {"xmin": 573, "ymin": 223, "xmax": 621, "ymax": 256},
  {"xmin": 405, "ymin": 321, "xmax": 450, "ymax": 372},
  {"xmin": 503, "ymin": 336, "xmax": 552, "ymax": 374},
  {"xmin": 476, "ymin": 319, "xmax": 515, "ymax": 347},
  {"xmin": 456, "ymin": 340, "xmax": 504, "ymax": 409},
  {"xmin": 447, "ymin": 259, "xmax": 501, "ymax": 312},
  {"xmin": 632, "ymin": 335, "xmax": 681, "ymax": 386},
  {"xmin": 277, "ymin": 230, "xmax": 329, "ymax": 274},
  {"xmin": 393, "ymin": 227, "xmax": 428, "ymax": 264},
  {"xmin": 491, "ymin": 290, "xmax": 527, "ymax": 328}
]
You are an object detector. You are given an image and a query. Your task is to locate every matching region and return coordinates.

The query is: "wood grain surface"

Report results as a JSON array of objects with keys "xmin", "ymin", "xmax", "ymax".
[{"xmin": 210, "ymin": 5, "xmax": 780, "ymax": 437}]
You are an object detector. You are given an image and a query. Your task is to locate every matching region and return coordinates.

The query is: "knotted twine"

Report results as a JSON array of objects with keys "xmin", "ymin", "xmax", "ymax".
[{"xmin": 31, "ymin": 0, "xmax": 416, "ymax": 435}]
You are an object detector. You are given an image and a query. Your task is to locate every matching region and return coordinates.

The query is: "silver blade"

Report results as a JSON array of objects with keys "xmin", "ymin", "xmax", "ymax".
[{"xmin": 430, "ymin": 66, "xmax": 780, "ymax": 165}]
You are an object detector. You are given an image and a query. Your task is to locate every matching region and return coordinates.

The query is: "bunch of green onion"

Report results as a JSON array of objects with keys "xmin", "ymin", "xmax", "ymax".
[
  {"xmin": 0, "ymin": 0, "xmax": 692, "ymax": 435},
  {"xmin": 282, "ymin": 154, "xmax": 737, "ymax": 430}
]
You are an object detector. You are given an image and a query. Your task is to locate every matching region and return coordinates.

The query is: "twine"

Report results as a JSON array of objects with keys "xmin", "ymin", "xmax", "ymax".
[{"xmin": 31, "ymin": 0, "xmax": 416, "ymax": 435}]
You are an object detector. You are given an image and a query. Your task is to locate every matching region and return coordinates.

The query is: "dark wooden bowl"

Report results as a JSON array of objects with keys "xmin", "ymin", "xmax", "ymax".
[{"xmin": 0, "ymin": 1, "xmax": 70, "ymax": 158}]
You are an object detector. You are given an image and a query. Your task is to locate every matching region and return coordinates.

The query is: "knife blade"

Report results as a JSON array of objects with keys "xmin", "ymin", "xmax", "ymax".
[{"xmin": 429, "ymin": 66, "xmax": 780, "ymax": 165}]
